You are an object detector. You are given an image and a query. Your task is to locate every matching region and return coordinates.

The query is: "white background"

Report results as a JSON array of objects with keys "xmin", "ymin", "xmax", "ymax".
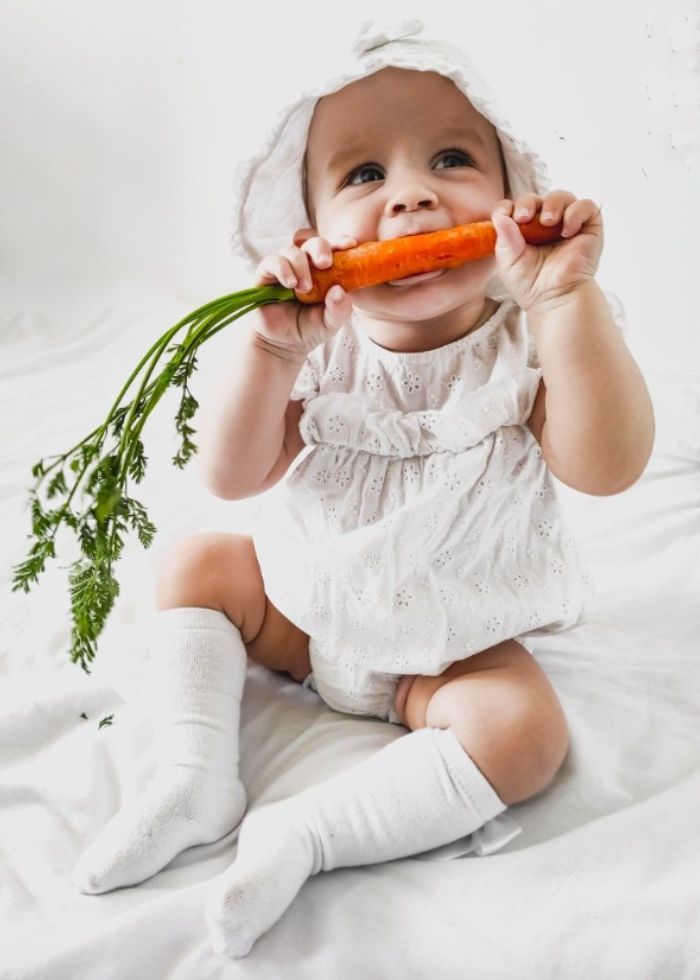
[{"xmin": 1, "ymin": 1, "xmax": 699, "ymax": 370}]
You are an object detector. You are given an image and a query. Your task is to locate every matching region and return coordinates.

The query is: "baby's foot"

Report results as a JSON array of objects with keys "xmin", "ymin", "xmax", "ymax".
[
  {"xmin": 205, "ymin": 799, "xmax": 316, "ymax": 959},
  {"xmin": 73, "ymin": 770, "xmax": 247, "ymax": 894}
]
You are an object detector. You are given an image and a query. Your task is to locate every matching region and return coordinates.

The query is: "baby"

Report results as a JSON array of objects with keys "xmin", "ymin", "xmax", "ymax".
[{"xmin": 72, "ymin": 20, "xmax": 655, "ymax": 959}]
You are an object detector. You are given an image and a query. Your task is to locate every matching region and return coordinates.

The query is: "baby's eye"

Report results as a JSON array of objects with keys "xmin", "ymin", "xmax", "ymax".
[
  {"xmin": 343, "ymin": 149, "xmax": 474, "ymax": 187},
  {"xmin": 344, "ymin": 163, "xmax": 383, "ymax": 187},
  {"xmin": 436, "ymin": 150, "xmax": 474, "ymax": 169}
]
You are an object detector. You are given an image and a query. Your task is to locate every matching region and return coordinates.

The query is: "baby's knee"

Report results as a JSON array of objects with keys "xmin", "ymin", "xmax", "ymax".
[
  {"xmin": 154, "ymin": 532, "xmax": 260, "ymax": 632},
  {"xmin": 400, "ymin": 658, "xmax": 570, "ymax": 805},
  {"xmin": 443, "ymin": 685, "xmax": 570, "ymax": 805}
]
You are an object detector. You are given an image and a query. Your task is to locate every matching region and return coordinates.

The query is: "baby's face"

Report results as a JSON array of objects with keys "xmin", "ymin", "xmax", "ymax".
[{"xmin": 303, "ymin": 67, "xmax": 509, "ymax": 349}]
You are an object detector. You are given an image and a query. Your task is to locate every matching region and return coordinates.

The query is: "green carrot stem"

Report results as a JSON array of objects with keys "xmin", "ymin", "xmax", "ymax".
[
  {"xmin": 29, "ymin": 292, "xmax": 253, "ymax": 490},
  {"xmin": 116, "ymin": 291, "xmax": 278, "ymax": 486}
]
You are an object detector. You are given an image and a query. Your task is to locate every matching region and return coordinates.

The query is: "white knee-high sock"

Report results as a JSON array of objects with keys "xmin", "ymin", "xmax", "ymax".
[
  {"xmin": 205, "ymin": 726, "xmax": 510, "ymax": 959},
  {"xmin": 73, "ymin": 606, "xmax": 248, "ymax": 894}
]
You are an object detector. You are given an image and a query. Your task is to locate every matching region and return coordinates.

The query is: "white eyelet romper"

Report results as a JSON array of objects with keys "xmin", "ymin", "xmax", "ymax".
[{"xmin": 252, "ymin": 297, "xmax": 592, "ymax": 722}]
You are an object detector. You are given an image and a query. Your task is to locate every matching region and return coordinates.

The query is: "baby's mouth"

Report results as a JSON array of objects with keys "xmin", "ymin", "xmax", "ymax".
[{"xmin": 386, "ymin": 269, "xmax": 446, "ymax": 287}]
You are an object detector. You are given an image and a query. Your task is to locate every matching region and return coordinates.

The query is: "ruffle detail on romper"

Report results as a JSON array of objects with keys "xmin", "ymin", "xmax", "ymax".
[
  {"xmin": 299, "ymin": 366, "xmax": 543, "ymax": 457},
  {"xmin": 290, "ymin": 354, "xmax": 322, "ymax": 406}
]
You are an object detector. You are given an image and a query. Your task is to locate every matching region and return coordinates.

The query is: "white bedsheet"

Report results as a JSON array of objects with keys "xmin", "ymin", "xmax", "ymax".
[{"xmin": 1, "ymin": 305, "xmax": 698, "ymax": 978}]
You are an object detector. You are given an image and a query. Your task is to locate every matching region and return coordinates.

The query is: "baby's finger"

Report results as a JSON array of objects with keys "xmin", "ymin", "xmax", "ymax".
[
  {"xmin": 512, "ymin": 194, "xmax": 543, "ymax": 222},
  {"xmin": 300, "ymin": 236, "xmax": 334, "ymax": 271},
  {"xmin": 492, "ymin": 199, "xmax": 515, "ymax": 219},
  {"xmin": 323, "ymin": 284, "xmax": 352, "ymax": 328},
  {"xmin": 254, "ymin": 254, "xmax": 302, "ymax": 289},
  {"xmin": 561, "ymin": 198, "xmax": 602, "ymax": 237},
  {"xmin": 539, "ymin": 190, "xmax": 577, "ymax": 225},
  {"xmin": 300, "ymin": 234, "xmax": 358, "ymax": 270},
  {"xmin": 329, "ymin": 234, "xmax": 359, "ymax": 250},
  {"xmin": 325, "ymin": 283, "xmax": 348, "ymax": 308},
  {"xmin": 274, "ymin": 244, "xmax": 314, "ymax": 290},
  {"xmin": 292, "ymin": 227, "xmax": 316, "ymax": 247}
]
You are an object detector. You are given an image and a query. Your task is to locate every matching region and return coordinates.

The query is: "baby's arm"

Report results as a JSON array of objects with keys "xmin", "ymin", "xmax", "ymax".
[
  {"xmin": 197, "ymin": 326, "xmax": 305, "ymax": 500},
  {"xmin": 197, "ymin": 232, "xmax": 355, "ymax": 500},
  {"xmin": 526, "ymin": 279, "xmax": 655, "ymax": 496}
]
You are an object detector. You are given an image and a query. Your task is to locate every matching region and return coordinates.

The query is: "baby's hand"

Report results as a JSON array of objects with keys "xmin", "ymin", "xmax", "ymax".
[
  {"xmin": 491, "ymin": 191, "xmax": 603, "ymax": 315},
  {"xmin": 250, "ymin": 230, "xmax": 358, "ymax": 359}
]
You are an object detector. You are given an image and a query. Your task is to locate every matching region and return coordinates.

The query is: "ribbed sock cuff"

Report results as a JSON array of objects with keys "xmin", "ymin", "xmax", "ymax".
[
  {"xmin": 153, "ymin": 606, "xmax": 239, "ymax": 634},
  {"xmin": 430, "ymin": 727, "xmax": 507, "ymax": 822}
]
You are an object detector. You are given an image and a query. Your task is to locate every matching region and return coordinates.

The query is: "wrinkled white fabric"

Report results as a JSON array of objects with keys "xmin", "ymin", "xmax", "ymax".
[{"xmin": 252, "ymin": 299, "xmax": 594, "ymax": 731}]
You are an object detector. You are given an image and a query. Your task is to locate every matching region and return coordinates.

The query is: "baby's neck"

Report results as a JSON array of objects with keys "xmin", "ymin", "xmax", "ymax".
[{"xmin": 354, "ymin": 296, "xmax": 501, "ymax": 354}]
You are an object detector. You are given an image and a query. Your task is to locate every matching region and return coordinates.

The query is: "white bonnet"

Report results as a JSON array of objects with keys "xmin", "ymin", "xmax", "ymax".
[{"xmin": 228, "ymin": 17, "xmax": 554, "ymax": 300}]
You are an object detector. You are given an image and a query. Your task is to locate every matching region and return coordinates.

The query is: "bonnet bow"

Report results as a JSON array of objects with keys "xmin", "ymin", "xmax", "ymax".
[{"xmin": 351, "ymin": 17, "xmax": 425, "ymax": 55}]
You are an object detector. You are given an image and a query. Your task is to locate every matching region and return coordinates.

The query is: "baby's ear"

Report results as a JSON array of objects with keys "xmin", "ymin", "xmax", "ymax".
[{"xmin": 293, "ymin": 227, "xmax": 318, "ymax": 246}]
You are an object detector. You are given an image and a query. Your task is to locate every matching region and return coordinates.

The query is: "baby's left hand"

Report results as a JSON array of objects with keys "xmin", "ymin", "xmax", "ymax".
[{"xmin": 491, "ymin": 191, "xmax": 603, "ymax": 314}]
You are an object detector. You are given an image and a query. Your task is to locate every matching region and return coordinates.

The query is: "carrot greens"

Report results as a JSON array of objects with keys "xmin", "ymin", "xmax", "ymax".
[{"xmin": 11, "ymin": 283, "xmax": 291, "ymax": 672}]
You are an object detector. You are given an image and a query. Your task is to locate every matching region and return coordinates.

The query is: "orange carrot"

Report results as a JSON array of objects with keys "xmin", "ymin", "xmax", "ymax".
[{"xmin": 295, "ymin": 216, "xmax": 564, "ymax": 304}]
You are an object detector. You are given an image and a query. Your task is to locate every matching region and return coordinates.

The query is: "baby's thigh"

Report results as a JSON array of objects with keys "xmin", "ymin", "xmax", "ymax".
[{"xmin": 154, "ymin": 531, "xmax": 311, "ymax": 683}]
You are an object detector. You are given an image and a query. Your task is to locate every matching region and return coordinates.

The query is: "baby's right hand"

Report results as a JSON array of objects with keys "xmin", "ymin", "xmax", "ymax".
[{"xmin": 250, "ymin": 230, "xmax": 358, "ymax": 359}]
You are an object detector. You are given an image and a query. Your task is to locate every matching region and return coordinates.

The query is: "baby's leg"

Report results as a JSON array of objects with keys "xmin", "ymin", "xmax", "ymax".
[
  {"xmin": 73, "ymin": 532, "xmax": 309, "ymax": 894},
  {"xmin": 204, "ymin": 647, "xmax": 563, "ymax": 958},
  {"xmin": 396, "ymin": 640, "xmax": 570, "ymax": 804}
]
